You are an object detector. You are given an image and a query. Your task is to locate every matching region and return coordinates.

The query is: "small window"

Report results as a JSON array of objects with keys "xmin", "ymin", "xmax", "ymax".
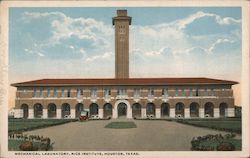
[
  {"xmin": 54, "ymin": 88, "xmax": 57, "ymax": 97},
  {"xmin": 182, "ymin": 89, "xmax": 185, "ymax": 96},
  {"xmin": 77, "ymin": 88, "xmax": 83, "ymax": 97},
  {"xmin": 195, "ymin": 89, "xmax": 199, "ymax": 96},
  {"xmin": 61, "ymin": 88, "xmax": 64, "ymax": 97},
  {"xmin": 105, "ymin": 88, "xmax": 111, "ymax": 96},
  {"xmin": 175, "ymin": 88, "xmax": 179, "ymax": 96},
  {"xmin": 40, "ymin": 88, "xmax": 43, "ymax": 97},
  {"xmin": 123, "ymin": 88, "xmax": 127, "ymax": 95},
  {"xmin": 205, "ymin": 88, "xmax": 209, "ymax": 96},
  {"xmin": 91, "ymin": 88, "xmax": 97, "ymax": 97},
  {"xmin": 67, "ymin": 89, "xmax": 71, "ymax": 97},
  {"xmin": 134, "ymin": 88, "xmax": 140, "ymax": 96},
  {"xmin": 162, "ymin": 88, "xmax": 168, "ymax": 96},
  {"xmin": 34, "ymin": 88, "xmax": 37, "ymax": 97},
  {"xmin": 47, "ymin": 88, "xmax": 50, "ymax": 97},
  {"xmin": 118, "ymin": 88, "xmax": 127, "ymax": 95},
  {"xmin": 149, "ymin": 88, "xmax": 154, "ymax": 96},
  {"xmin": 211, "ymin": 88, "xmax": 214, "ymax": 96},
  {"xmin": 190, "ymin": 88, "xmax": 193, "ymax": 96}
]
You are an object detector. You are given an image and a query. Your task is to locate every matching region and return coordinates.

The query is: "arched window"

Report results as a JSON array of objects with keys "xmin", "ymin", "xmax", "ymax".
[
  {"xmin": 146, "ymin": 103, "xmax": 155, "ymax": 116},
  {"xmin": 103, "ymin": 103, "xmax": 112, "ymax": 118},
  {"xmin": 118, "ymin": 103, "xmax": 127, "ymax": 117},
  {"xmin": 34, "ymin": 103, "xmax": 43, "ymax": 118},
  {"xmin": 90, "ymin": 103, "xmax": 99, "ymax": 116},
  {"xmin": 219, "ymin": 103, "xmax": 228, "ymax": 117},
  {"xmin": 62, "ymin": 103, "xmax": 71, "ymax": 118},
  {"xmin": 161, "ymin": 103, "xmax": 170, "ymax": 117},
  {"xmin": 132, "ymin": 103, "xmax": 141, "ymax": 118},
  {"xmin": 21, "ymin": 104, "xmax": 29, "ymax": 118},
  {"xmin": 48, "ymin": 103, "xmax": 57, "ymax": 118},
  {"xmin": 204, "ymin": 102, "xmax": 214, "ymax": 117},
  {"xmin": 190, "ymin": 102, "xmax": 199, "ymax": 117},
  {"xmin": 175, "ymin": 102, "xmax": 184, "ymax": 117},
  {"xmin": 75, "ymin": 103, "xmax": 84, "ymax": 118}
]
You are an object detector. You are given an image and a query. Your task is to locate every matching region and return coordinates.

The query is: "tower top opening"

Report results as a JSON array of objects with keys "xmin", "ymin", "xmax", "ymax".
[{"xmin": 117, "ymin": 10, "xmax": 127, "ymax": 16}]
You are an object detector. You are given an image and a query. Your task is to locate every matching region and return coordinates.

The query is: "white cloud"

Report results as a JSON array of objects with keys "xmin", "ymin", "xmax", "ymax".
[
  {"xmin": 18, "ymin": 10, "xmax": 240, "ymax": 78},
  {"xmin": 144, "ymin": 47, "xmax": 171, "ymax": 56},
  {"xmin": 208, "ymin": 38, "xmax": 235, "ymax": 53},
  {"xmin": 37, "ymin": 53, "xmax": 45, "ymax": 57},
  {"xmin": 69, "ymin": 45, "xmax": 75, "ymax": 49},
  {"xmin": 174, "ymin": 11, "xmax": 241, "ymax": 30},
  {"xmin": 21, "ymin": 11, "xmax": 66, "ymax": 22},
  {"xmin": 48, "ymin": 15, "xmax": 113, "ymax": 47},
  {"xmin": 79, "ymin": 48, "xmax": 85, "ymax": 54},
  {"xmin": 24, "ymin": 48, "xmax": 45, "ymax": 57},
  {"xmin": 21, "ymin": 11, "xmax": 114, "ymax": 59},
  {"xmin": 85, "ymin": 52, "xmax": 112, "ymax": 63}
]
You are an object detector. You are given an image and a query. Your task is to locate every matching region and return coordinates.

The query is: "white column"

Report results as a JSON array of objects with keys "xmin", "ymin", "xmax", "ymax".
[
  {"xmin": 14, "ymin": 109, "xmax": 22, "ymax": 118},
  {"xmin": 214, "ymin": 108, "xmax": 220, "ymax": 118},
  {"xmin": 127, "ymin": 107, "xmax": 132, "ymax": 119},
  {"xmin": 71, "ymin": 109, "xmax": 76, "ymax": 118},
  {"xmin": 42, "ymin": 109, "xmax": 48, "ymax": 119},
  {"xmin": 184, "ymin": 108, "xmax": 190, "ymax": 118},
  {"xmin": 141, "ymin": 108, "xmax": 146, "ymax": 118},
  {"xmin": 112, "ymin": 108, "xmax": 117, "ymax": 119},
  {"xmin": 98, "ymin": 108, "xmax": 103, "ymax": 119},
  {"xmin": 227, "ymin": 108, "xmax": 235, "ymax": 117},
  {"xmin": 156, "ymin": 108, "xmax": 161, "ymax": 118},
  {"xmin": 28, "ymin": 109, "xmax": 34, "ymax": 119},
  {"xmin": 225, "ymin": 108, "xmax": 228, "ymax": 117},
  {"xmin": 170, "ymin": 108, "xmax": 175, "ymax": 118},
  {"xmin": 199, "ymin": 108, "xmax": 204, "ymax": 118},
  {"xmin": 57, "ymin": 108, "xmax": 61, "ymax": 119}
]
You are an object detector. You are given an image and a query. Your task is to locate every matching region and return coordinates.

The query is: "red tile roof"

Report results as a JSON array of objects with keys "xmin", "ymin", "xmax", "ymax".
[{"xmin": 11, "ymin": 78, "xmax": 238, "ymax": 87}]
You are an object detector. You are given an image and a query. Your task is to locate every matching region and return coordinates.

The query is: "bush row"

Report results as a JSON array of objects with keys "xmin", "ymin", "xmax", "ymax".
[
  {"xmin": 191, "ymin": 133, "xmax": 237, "ymax": 151},
  {"xmin": 9, "ymin": 119, "xmax": 78, "ymax": 133},
  {"xmin": 9, "ymin": 133, "xmax": 53, "ymax": 151},
  {"xmin": 176, "ymin": 119, "xmax": 241, "ymax": 134}
]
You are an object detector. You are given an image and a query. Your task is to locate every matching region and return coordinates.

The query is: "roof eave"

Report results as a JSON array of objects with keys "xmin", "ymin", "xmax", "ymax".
[{"xmin": 11, "ymin": 82, "xmax": 238, "ymax": 87}]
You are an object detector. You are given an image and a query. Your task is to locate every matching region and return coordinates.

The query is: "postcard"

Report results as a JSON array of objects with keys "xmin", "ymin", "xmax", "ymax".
[{"xmin": 0, "ymin": 0, "xmax": 249, "ymax": 158}]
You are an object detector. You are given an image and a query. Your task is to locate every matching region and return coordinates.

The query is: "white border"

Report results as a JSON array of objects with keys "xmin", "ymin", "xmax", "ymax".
[{"xmin": 0, "ymin": 1, "xmax": 249, "ymax": 158}]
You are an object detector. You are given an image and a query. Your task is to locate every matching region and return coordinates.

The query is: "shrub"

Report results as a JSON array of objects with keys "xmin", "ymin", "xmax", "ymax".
[
  {"xmin": 191, "ymin": 134, "xmax": 239, "ymax": 151},
  {"xmin": 217, "ymin": 142, "xmax": 235, "ymax": 151},
  {"xmin": 19, "ymin": 141, "xmax": 37, "ymax": 151}
]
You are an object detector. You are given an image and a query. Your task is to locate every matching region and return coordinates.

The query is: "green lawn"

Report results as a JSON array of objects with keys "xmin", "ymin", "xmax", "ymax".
[
  {"xmin": 9, "ymin": 118, "xmax": 77, "ymax": 133},
  {"xmin": 105, "ymin": 121, "xmax": 137, "ymax": 129},
  {"xmin": 176, "ymin": 118, "xmax": 241, "ymax": 133}
]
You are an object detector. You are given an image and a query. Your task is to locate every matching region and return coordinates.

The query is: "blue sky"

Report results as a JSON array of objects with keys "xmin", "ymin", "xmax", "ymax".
[{"xmin": 9, "ymin": 7, "xmax": 241, "ymax": 81}]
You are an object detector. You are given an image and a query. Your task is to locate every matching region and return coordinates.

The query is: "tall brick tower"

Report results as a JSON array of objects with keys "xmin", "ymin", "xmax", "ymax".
[{"xmin": 112, "ymin": 10, "xmax": 131, "ymax": 79}]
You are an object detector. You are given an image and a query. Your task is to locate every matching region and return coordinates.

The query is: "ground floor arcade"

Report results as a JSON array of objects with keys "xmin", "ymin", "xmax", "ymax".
[{"xmin": 14, "ymin": 99, "xmax": 235, "ymax": 119}]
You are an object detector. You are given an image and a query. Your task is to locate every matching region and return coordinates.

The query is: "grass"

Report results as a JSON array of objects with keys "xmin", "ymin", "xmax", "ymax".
[
  {"xmin": 105, "ymin": 121, "xmax": 137, "ymax": 129},
  {"xmin": 176, "ymin": 118, "xmax": 241, "ymax": 133},
  {"xmin": 8, "ymin": 139, "xmax": 52, "ymax": 151},
  {"xmin": 199, "ymin": 139, "xmax": 241, "ymax": 151},
  {"xmin": 8, "ymin": 118, "xmax": 77, "ymax": 133}
]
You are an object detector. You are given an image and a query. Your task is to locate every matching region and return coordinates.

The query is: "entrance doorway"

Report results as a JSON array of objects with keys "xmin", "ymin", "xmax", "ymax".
[{"xmin": 118, "ymin": 103, "xmax": 127, "ymax": 118}]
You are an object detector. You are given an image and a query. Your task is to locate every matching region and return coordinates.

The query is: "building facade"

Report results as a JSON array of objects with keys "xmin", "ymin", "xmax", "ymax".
[{"xmin": 12, "ymin": 10, "xmax": 237, "ymax": 119}]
